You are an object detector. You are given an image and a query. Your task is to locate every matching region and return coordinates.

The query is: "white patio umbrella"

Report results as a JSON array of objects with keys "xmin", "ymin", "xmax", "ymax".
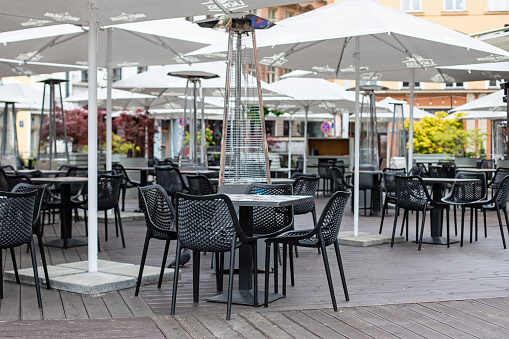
[
  {"xmin": 374, "ymin": 97, "xmax": 433, "ymax": 121},
  {"xmin": 65, "ymin": 87, "xmax": 156, "ymax": 108},
  {"xmin": 451, "ymin": 90, "xmax": 506, "ymax": 113},
  {"xmin": 0, "ymin": 0, "xmax": 303, "ymax": 273},
  {"xmin": 189, "ymin": 0, "xmax": 509, "ymax": 236}
]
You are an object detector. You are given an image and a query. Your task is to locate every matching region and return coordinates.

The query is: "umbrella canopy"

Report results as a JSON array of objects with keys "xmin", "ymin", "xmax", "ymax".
[
  {"xmin": 189, "ymin": 0, "xmax": 509, "ymax": 237},
  {"xmin": 113, "ymin": 61, "xmax": 282, "ymax": 98},
  {"xmin": 0, "ymin": 82, "xmax": 51, "ymax": 109},
  {"xmin": 0, "ymin": 19, "xmax": 226, "ymax": 68},
  {"xmin": 373, "ymin": 97, "xmax": 433, "ymax": 121},
  {"xmin": 451, "ymin": 90, "xmax": 506, "ymax": 113},
  {"xmin": 0, "ymin": 0, "xmax": 304, "ymax": 274}
]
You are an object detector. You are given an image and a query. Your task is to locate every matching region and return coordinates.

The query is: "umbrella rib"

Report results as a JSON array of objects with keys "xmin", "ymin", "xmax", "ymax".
[
  {"xmin": 334, "ymin": 37, "xmax": 351, "ymax": 77},
  {"xmin": 23, "ymin": 33, "xmax": 83, "ymax": 62},
  {"xmin": 265, "ymin": 41, "xmax": 323, "ymax": 67},
  {"xmin": 371, "ymin": 33, "xmax": 427, "ymax": 70}
]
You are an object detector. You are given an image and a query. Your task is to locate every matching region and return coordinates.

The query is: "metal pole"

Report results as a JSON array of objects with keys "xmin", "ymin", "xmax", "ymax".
[
  {"xmin": 37, "ymin": 85, "xmax": 46, "ymax": 164},
  {"xmin": 287, "ymin": 114, "xmax": 292, "ymax": 178},
  {"xmin": 199, "ymin": 80, "xmax": 206, "ymax": 167},
  {"xmin": 58, "ymin": 82, "xmax": 69, "ymax": 163},
  {"xmin": 303, "ymin": 106, "xmax": 308, "ymax": 174},
  {"xmin": 408, "ymin": 70, "xmax": 415, "ymax": 172},
  {"xmin": 87, "ymin": 7, "xmax": 99, "ymax": 273},
  {"xmin": 354, "ymin": 36, "xmax": 360, "ymax": 237},
  {"xmin": 192, "ymin": 80, "xmax": 197, "ymax": 165},
  {"xmin": 1, "ymin": 102, "xmax": 7, "ymax": 156},
  {"xmin": 106, "ymin": 27, "xmax": 113, "ymax": 171},
  {"xmin": 49, "ymin": 82, "xmax": 54, "ymax": 170}
]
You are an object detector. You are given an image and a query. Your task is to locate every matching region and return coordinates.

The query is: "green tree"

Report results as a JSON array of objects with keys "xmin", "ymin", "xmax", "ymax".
[{"xmin": 407, "ymin": 111, "xmax": 486, "ymax": 155}]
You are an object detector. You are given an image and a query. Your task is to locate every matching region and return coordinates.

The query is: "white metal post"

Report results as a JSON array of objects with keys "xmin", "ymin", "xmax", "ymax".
[
  {"xmin": 408, "ymin": 69, "xmax": 415, "ymax": 172},
  {"xmin": 106, "ymin": 27, "xmax": 113, "ymax": 171},
  {"xmin": 354, "ymin": 36, "xmax": 360, "ymax": 237}
]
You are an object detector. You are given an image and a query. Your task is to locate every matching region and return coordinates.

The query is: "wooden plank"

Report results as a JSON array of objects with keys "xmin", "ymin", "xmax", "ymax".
[
  {"xmin": 262, "ymin": 311, "xmax": 321, "ymax": 339},
  {"xmin": 439, "ymin": 300, "xmax": 509, "ymax": 330},
  {"xmin": 174, "ymin": 314, "xmax": 216, "ymax": 339},
  {"xmin": 118, "ymin": 288, "xmax": 155, "ymax": 317},
  {"xmin": 152, "ymin": 315, "xmax": 192, "ymax": 339},
  {"xmin": 40, "ymin": 289, "xmax": 66, "ymax": 320},
  {"xmin": 19, "ymin": 245, "xmax": 42, "ymax": 321},
  {"xmin": 0, "ymin": 317, "xmax": 165, "ymax": 338},
  {"xmin": 342, "ymin": 307, "xmax": 423, "ymax": 339},
  {"xmin": 321, "ymin": 308, "xmax": 394, "ymax": 339},
  {"xmin": 194, "ymin": 313, "xmax": 243, "ymax": 339},
  {"xmin": 82, "ymin": 294, "xmax": 112, "ymax": 319},
  {"xmin": 0, "ymin": 281, "xmax": 20, "ymax": 321},
  {"xmin": 302, "ymin": 309, "xmax": 374, "ymax": 339},
  {"xmin": 279, "ymin": 310, "xmax": 347, "ymax": 339},
  {"xmin": 102, "ymin": 292, "xmax": 133, "ymax": 318},
  {"xmin": 239, "ymin": 311, "xmax": 294, "ymax": 339},
  {"xmin": 60, "ymin": 291, "xmax": 88, "ymax": 319}
]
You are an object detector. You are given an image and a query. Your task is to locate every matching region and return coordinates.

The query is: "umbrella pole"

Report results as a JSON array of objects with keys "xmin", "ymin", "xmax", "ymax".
[
  {"xmin": 408, "ymin": 70, "xmax": 415, "ymax": 172},
  {"xmin": 303, "ymin": 106, "xmax": 309, "ymax": 174},
  {"xmin": 87, "ymin": 8, "xmax": 99, "ymax": 273},
  {"xmin": 106, "ymin": 27, "xmax": 113, "ymax": 171},
  {"xmin": 200, "ymin": 81, "xmax": 205, "ymax": 167},
  {"xmin": 354, "ymin": 36, "xmax": 360, "ymax": 237},
  {"xmin": 288, "ymin": 114, "xmax": 292, "ymax": 178}
]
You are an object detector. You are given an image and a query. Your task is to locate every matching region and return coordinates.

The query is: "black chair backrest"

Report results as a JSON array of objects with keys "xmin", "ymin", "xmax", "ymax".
[
  {"xmin": 331, "ymin": 167, "xmax": 349, "ymax": 192},
  {"xmin": 492, "ymin": 167, "xmax": 509, "ymax": 190},
  {"xmin": 0, "ymin": 190, "xmax": 36, "ymax": 249},
  {"xmin": 429, "ymin": 166, "xmax": 447, "ymax": 179},
  {"xmin": 480, "ymin": 159, "xmax": 495, "ymax": 169},
  {"xmin": 6, "ymin": 174, "xmax": 32, "ymax": 191},
  {"xmin": 314, "ymin": 190, "xmax": 351, "ymax": 246},
  {"xmin": 442, "ymin": 162, "xmax": 457, "ymax": 178},
  {"xmin": 155, "ymin": 166, "xmax": 187, "ymax": 199},
  {"xmin": 357, "ymin": 165, "xmax": 377, "ymax": 189},
  {"xmin": 21, "ymin": 170, "xmax": 44, "ymax": 178},
  {"xmin": 451, "ymin": 171, "xmax": 487, "ymax": 203},
  {"xmin": 187, "ymin": 174, "xmax": 215, "ymax": 195},
  {"xmin": 0, "ymin": 165, "xmax": 15, "ymax": 172},
  {"xmin": 0, "ymin": 168, "xmax": 9, "ymax": 191},
  {"xmin": 97, "ymin": 174, "xmax": 123, "ymax": 211},
  {"xmin": 11, "ymin": 183, "xmax": 47, "ymax": 229},
  {"xmin": 66, "ymin": 167, "xmax": 88, "ymax": 196},
  {"xmin": 382, "ymin": 168, "xmax": 406, "ymax": 200},
  {"xmin": 292, "ymin": 176, "xmax": 319, "ymax": 215},
  {"xmin": 291, "ymin": 172, "xmax": 318, "ymax": 179},
  {"xmin": 493, "ymin": 175, "xmax": 509, "ymax": 209},
  {"xmin": 138, "ymin": 184, "xmax": 176, "ymax": 237},
  {"xmin": 175, "ymin": 193, "xmax": 247, "ymax": 252},
  {"xmin": 296, "ymin": 157, "xmax": 304, "ymax": 173},
  {"xmin": 394, "ymin": 175, "xmax": 431, "ymax": 212},
  {"xmin": 318, "ymin": 160, "xmax": 334, "ymax": 180},
  {"xmin": 408, "ymin": 165, "xmax": 421, "ymax": 176},
  {"xmin": 245, "ymin": 183, "xmax": 293, "ymax": 236}
]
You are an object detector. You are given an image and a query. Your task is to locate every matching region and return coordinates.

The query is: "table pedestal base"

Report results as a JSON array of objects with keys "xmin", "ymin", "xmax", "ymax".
[
  {"xmin": 206, "ymin": 290, "xmax": 284, "ymax": 306},
  {"xmin": 44, "ymin": 238, "xmax": 87, "ymax": 249},
  {"xmin": 419, "ymin": 236, "xmax": 459, "ymax": 245}
]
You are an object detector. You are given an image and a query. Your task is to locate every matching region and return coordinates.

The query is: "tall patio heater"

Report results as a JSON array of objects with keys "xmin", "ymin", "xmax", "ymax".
[
  {"xmin": 168, "ymin": 71, "xmax": 219, "ymax": 169},
  {"xmin": 0, "ymin": 101, "xmax": 20, "ymax": 169},
  {"xmin": 36, "ymin": 79, "xmax": 70, "ymax": 170},
  {"xmin": 388, "ymin": 101, "xmax": 407, "ymax": 168},
  {"xmin": 198, "ymin": 14, "xmax": 274, "ymax": 192}
]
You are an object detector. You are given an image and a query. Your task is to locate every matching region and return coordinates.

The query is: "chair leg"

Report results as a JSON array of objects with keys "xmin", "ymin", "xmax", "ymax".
[
  {"xmin": 460, "ymin": 207, "xmax": 466, "ymax": 247},
  {"xmin": 334, "ymin": 240, "xmax": 349, "ymax": 301},
  {"xmin": 379, "ymin": 198, "xmax": 388, "ymax": 234},
  {"xmin": 104, "ymin": 210, "xmax": 108, "ymax": 242},
  {"xmin": 121, "ymin": 186, "xmax": 126, "ymax": 212},
  {"xmin": 319, "ymin": 234, "xmax": 337, "ymax": 311},
  {"xmin": 135, "ymin": 233, "xmax": 151, "ymax": 296},
  {"xmin": 504, "ymin": 208, "xmax": 509, "ymax": 239},
  {"xmin": 483, "ymin": 209, "xmax": 488, "ymax": 238},
  {"xmin": 9, "ymin": 248, "xmax": 19, "ymax": 284},
  {"xmin": 252, "ymin": 242, "xmax": 258, "ymax": 307},
  {"xmin": 391, "ymin": 206, "xmax": 400, "ymax": 247},
  {"xmin": 273, "ymin": 243, "xmax": 279, "ymax": 294},
  {"xmin": 264, "ymin": 242, "xmax": 271, "ymax": 307},
  {"xmin": 418, "ymin": 207, "xmax": 427, "ymax": 251},
  {"xmin": 170, "ymin": 241, "xmax": 182, "ymax": 315},
  {"xmin": 219, "ymin": 252, "xmax": 224, "ymax": 293},
  {"xmin": 496, "ymin": 207, "xmax": 507, "ymax": 249},
  {"xmin": 28, "ymin": 239, "xmax": 42, "ymax": 308},
  {"xmin": 399, "ymin": 209, "xmax": 407, "ymax": 237},
  {"xmin": 446, "ymin": 208, "xmax": 450, "ymax": 248},
  {"xmin": 158, "ymin": 239, "xmax": 170, "ymax": 289},
  {"xmin": 37, "ymin": 232, "xmax": 50, "ymax": 289},
  {"xmin": 192, "ymin": 250, "xmax": 200, "ymax": 303},
  {"xmin": 469, "ymin": 208, "xmax": 474, "ymax": 244},
  {"xmin": 0, "ymin": 249, "xmax": 3, "ymax": 299},
  {"xmin": 215, "ymin": 251, "xmax": 222, "ymax": 293},
  {"xmin": 282, "ymin": 243, "xmax": 287, "ymax": 297},
  {"xmin": 289, "ymin": 245, "xmax": 295, "ymax": 287},
  {"xmin": 454, "ymin": 205, "xmax": 458, "ymax": 236},
  {"xmin": 226, "ymin": 240, "xmax": 236, "ymax": 320},
  {"xmin": 115, "ymin": 207, "xmax": 126, "ymax": 248}
]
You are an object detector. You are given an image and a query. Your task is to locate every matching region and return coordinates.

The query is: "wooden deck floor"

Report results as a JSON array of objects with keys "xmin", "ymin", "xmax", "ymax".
[{"xmin": 1, "ymin": 197, "xmax": 509, "ymax": 337}]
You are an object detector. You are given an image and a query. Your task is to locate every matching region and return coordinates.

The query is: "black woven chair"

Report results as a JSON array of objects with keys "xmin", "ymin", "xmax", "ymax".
[
  {"xmin": 442, "ymin": 172, "xmax": 487, "ymax": 247},
  {"xmin": 474, "ymin": 175, "xmax": 509, "ymax": 249},
  {"xmin": 155, "ymin": 166, "xmax": 188, "ymax": 204},
  {"xmin": 263, "ymin": 190, "xmax": 351, "ymax": 311},
  {"xmin": 186, "ymin": 174, "xmax": 216, "ymax": 195},
  {"xmin": 291, "ymin": 172, "xmax": 318, "ymax": 179},
  {"xmin": 81, "ymin": 174, "xmax": 125, "ymax": 248},
  {"xmin": 0, "ymin": 190, "xmax": 41, "ymax": 308},
  {"xmin": 0, "ymin": 168, "xmax": 9, "ymax": 191},
  {"xmin": 317, "ymin": 159, "xmax": 336, "ymax": 197},
  {"xmin": 112, "ymin": 163, "xmax": 140, "ymax": 211},
  {"xmin": 292, "ymin": 176, "xmax": 320, "ymax": 227},
  {"xmin": 136, "ymin": 185, "xmax": 178, "ymax": 296},
  {"xmin": 392, "ymin": 175, "xmax": 449, "ymax": 250},
  {"xmin": 351, "ymin": 165, "xmax": 380, "ymax": 216},
  {"xmin": 5, "ymin": 174, "xmax": 32, "ymax": 191},
  {"xmin": 489, "ymin": 167, "xmax": 509, "ymax": 196},
  {"xmin": 11, "ymin": 183, "xmax": 50, "ymax": 289},
  {"xmin": 379, "ymin": 168, "xmax": 406, "ymax": 234},
  {"xmin": 171, "ymin": 193, "xmax": 257, "ymax": 320},
  {"xmin": 331, "ymin": 167, "xmax": 352, "ymax": 193}
]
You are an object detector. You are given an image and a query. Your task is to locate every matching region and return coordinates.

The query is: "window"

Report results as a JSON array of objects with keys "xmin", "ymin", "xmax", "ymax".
[
  {"xmin": 444, "ymin": 0, "xmax": 465, "ymax": 11},
  {"xmin": 81, "ymin": 70, "xmax": 88, "ymax": 82},
  {"xmin": 137, "ymin": 66, "xmax": 147, "ymax": 74},
  {"xmin": 360, "ymin": 80, "xmax": 378, "ymax": 86},
  {"xmin": 488, "ymin": 79, "xmax": 505, "ymax": 88},
  {"xmin": 113, "ymin": 68, "xmax": 122, "ymax": 82},
  {"xmin": 445, "ymin": 82, "xmax": 465, "ymax": 88},
  {"xmin": 265, "ymin": 121, "xmax": 276, "ymax": 136},
  {"xmin": 269, "ymin": 9, "xmax": 277, "ymax": 21},
  {"xmin": 283, "ymin": 121, "xmax": 290, "ymax": 137},
  {"xmin": 267, "ymin": 66, "xmax": 277, "ymax": 83},
  {"xmin": 401, "ymin": 0, "xmax": 421, "ymax": 12},
  {"xmin": 402, "ymin": 82, "xmax": 421, "ymax": 89},
  {"xmin": 488, "ymin": 0, "xmax": 509, "ymax": 11}
]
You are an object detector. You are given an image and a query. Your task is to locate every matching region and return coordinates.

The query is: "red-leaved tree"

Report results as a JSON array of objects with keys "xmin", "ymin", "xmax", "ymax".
[{"xmin": 114, "ymin": 109, "xmax": 157, "ymax": 157}]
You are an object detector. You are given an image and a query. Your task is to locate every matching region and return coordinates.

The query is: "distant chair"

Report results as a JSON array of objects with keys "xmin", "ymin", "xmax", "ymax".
[
  {"xmin": 317, "ymin": 159, "xmax": 336, "ymax": 197},
  {"xmin": 480, "ymin": 159, "xmax": 496, "ymax": 180},
  {"xmin": 489, "ymin": 167, "xmax": 509, "ymax": 196},
  {"xmin": 379, "ymin": 168, "xmax": 406, "ymax": 235},
  {"xmin": 186, "ymin": 174, "xmax": 216, "ymax": 195},
  {"xmin": 112, "ymin": 163, "xmax": 140, "ymax": 212},
  {"xmin": 331, "ymin": 167, "xmax": 351, "ymax": 193},
  {"xmin": 136, "ymin": 185, "xmax": 178, "ymax": 296},
  {"xmin": 0, "ymin": 190, "xmax": 42, "ymax": 308},
  {"xmin": 155, "ymin": 166, "xmax": 188, "ymax": 204}
]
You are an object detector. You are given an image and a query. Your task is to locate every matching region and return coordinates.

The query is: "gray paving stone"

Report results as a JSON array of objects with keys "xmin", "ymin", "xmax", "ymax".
[
  {"xmin": 4, "ymin": 265, "xmax": 84, "ymax": 285},
  {"xmin": 57, "ymin": 259, "xmax": 134, "ymax": 271},
  {"xmin": 49, "ymin": 272, "xmax": 136, "ymax": 294},
  {"xmin": 101, "ymin": 265, "xmax": 177, "ymax": 285}
]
